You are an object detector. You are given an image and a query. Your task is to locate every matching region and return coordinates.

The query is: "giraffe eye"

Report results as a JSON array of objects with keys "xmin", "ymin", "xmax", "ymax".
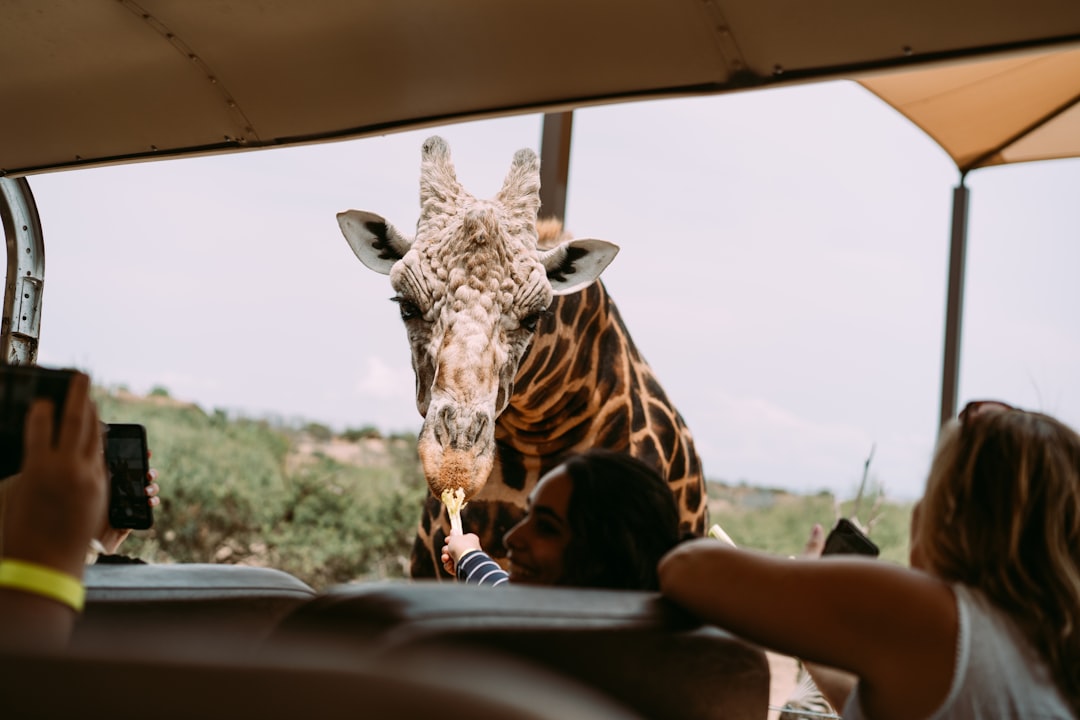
[
  {"xmin": 520, "ymin": 311, "xmax": 546, "ymax": 332},
  {"xmin": 392, "ymin": 297, "xmax": 422, "ymax": 321}
]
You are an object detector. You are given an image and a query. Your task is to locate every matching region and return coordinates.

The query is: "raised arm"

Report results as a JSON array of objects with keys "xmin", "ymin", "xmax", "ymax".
[
  {"xmin": 658, "ymin": 538, "xmax": 959, "ymax": 720},
  {"xmin": 442, "ymin": 532, "xmax": 508, "ymax": 586},
  {"xmin": 0, "ymin": 372, "xmax": 107, "ymax": 650}
]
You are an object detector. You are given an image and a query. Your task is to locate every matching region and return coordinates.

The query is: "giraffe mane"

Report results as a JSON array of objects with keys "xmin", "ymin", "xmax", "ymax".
[{"xmin": 536, "ymin": 217, "xmax": 569, "ymax": 251}]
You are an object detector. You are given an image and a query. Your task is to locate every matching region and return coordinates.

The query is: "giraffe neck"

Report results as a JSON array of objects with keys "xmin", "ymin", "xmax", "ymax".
[{"xmin": 498, "ymin": 281, "xmax": 627, "ymax": 453}]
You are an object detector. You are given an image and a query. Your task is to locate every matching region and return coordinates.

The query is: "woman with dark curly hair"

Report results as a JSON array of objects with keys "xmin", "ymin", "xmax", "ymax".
[{"xmin": 442, "ymin": 448, "xmax": 685, "ymax": 590}]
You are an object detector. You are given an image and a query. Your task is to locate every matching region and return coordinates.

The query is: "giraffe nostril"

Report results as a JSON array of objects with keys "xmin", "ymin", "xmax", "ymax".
[
  {"xmin": 433, "ymin": 405, "xmax": 454, "ymax": 445},
  {"xmin": 470, "ymin": 413, "xmax": 489, "ymax": 447},
  {"xmin": 432, "ymin": 407, "xmax": 492, "ymax": 450}
]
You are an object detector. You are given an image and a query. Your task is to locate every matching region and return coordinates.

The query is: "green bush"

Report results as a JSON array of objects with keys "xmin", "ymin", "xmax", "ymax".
[
  {"xmin": 302, "ymin": 422, "xmax": 333, "ymax": 442},
  {"xmin": 342, "ymin": 425, "xmax": 383, "ymax": 441},
  {"xmin": 268, "ymin": 456, "xmax": 426, "ymax": 587}
]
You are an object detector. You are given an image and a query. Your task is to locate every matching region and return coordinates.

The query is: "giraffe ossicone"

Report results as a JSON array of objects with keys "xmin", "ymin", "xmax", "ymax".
[{"xmin": 339, "ymin": 136, "xmax": 707, "ymax": 578}]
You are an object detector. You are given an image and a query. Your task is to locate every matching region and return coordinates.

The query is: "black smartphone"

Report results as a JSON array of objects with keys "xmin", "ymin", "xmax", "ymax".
[
  {"xmin": 822, "ymin": 518, "xmax": 879, "ymax": 557},
  {"xmin": 0, "ymin": 365, "xmax": 76, "ymax": 479},
  {"xmin": 104, "ymin": 423, "xmax": 153, "ymax": 530}
]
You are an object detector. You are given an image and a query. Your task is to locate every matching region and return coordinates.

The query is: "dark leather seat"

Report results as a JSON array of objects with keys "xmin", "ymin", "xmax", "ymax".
[
  {"xmin": 75, "ymin": 562, "xmax": 315, "ymax": 654},
  {"xmin": 270, "ymin": 580, "xmax": 771, "ymax": 720}
]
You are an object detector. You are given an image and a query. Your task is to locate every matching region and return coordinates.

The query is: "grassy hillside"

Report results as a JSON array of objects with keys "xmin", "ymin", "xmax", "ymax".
[
  {"xmin": 707, "ymin": 482, "xmax": 913, "ymax": 566},
  {"xmin": 95, "ymin": 387, "xmax": 427, "ymax": 589},
  {"xmin": 96, "ymin": 387, "xmax": 913, "ymax": 590}
]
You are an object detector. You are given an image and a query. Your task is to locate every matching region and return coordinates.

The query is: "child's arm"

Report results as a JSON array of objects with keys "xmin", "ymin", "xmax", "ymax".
[{"xmin": 442, "ymin": 533, "xmax": 508, "ymax": 586}]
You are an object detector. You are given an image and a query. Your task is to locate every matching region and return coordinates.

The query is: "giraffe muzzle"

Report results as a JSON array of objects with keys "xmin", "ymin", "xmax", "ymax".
[{"xmin": 418, "ymin": 404, "xmax": 494, "ymax": 501}]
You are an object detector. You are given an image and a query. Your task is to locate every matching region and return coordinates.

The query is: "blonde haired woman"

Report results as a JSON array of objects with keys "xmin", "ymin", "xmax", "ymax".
[{"xmin": 660, "ymin": 401, "xmax": 1079, "ymax": 719}]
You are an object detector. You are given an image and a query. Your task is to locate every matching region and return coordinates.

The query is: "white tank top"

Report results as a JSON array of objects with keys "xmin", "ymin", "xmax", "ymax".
[{"xmin": 842, "ymin": 583, "xmax": 1074, "ymax": 719}]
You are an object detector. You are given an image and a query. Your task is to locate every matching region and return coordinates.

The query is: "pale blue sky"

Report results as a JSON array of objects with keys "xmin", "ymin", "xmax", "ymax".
[{"xmin": 28, "ymin": 80, "xmax": 1080, "ymax": 501}]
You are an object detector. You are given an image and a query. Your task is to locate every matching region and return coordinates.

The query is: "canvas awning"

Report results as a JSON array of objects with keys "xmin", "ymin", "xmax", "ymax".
[
  {"xmin": 859, "ymin": 46, "xmax": 1080, "ymax": 172},
  {"xmin": 2, "ymin": 0, "xmax": 1080, "ymax": 176},
  {"xmin": 853, "ymin": 45, "xmax": 1080, "ymax": 425}
]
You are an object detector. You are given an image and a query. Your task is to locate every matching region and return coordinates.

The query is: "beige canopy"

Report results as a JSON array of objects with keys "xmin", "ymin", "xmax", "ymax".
[
  {"xmin": 860, "ymin": 45, "xmax": 1080, "ymax": 172},
  {"xmin": 2, "ymin": 0, "xmax": 1080, "ymax": 176},
  {"xmin": 855, "ymin": 43, "xmax": 1080, "ymax": 424}
]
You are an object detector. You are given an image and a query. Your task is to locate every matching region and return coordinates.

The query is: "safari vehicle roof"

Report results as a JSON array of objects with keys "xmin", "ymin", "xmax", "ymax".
[
  {"xmin": 2, "ymin": 0, "xmax": 1080, "ymax": 177},
  {"xmin": 5, "ymin": 1, "xmax": 1080, "ymax": 416}
]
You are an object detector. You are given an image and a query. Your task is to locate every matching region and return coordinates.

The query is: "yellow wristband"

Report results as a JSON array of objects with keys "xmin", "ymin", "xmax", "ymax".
[{"xmin": 0, "ymin": 559, "xmax": 85, "ymax": 612}]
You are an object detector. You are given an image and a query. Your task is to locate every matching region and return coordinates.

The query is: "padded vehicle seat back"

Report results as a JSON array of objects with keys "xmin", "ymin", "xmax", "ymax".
[
  {"xmin": 271, "ymin": 581, "xmax": 770, "ymax": 720},
  {"xmin": 0, "ymin": 643, "xmax": 642, "ymax": 720},
  {"xmin": 75, "ymin": 562, "xmax": 316, "ymax": 654}
]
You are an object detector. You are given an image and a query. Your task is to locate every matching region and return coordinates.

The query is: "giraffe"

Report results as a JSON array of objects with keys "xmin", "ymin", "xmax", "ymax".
[{"xmin": 338, "ymin": 136, "xmax": 708, "ymax": 578}]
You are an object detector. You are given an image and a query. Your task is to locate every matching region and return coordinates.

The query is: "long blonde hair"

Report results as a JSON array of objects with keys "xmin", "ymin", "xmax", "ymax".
[{"xmin": 915, "ymin": 408, "xmax": 1080, "ymax": 711}]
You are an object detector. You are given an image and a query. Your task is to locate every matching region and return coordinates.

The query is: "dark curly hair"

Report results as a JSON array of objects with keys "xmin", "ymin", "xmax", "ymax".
[{"xmin": 557, "ymin": 449, "xmax": 683, "ymax": 591}]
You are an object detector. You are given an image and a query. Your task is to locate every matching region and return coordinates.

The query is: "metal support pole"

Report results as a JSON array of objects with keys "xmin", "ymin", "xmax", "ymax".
[
  {"xmin": 1, "ymin": 176, "xmax": 45, "ymax": 366},
  {"xmin": 938, "ymin": 179, "xmax": 969, "ymax": 430},
  {"xmin": 539, "ymin": 112, "xmax": 573, "ymax": 222}
]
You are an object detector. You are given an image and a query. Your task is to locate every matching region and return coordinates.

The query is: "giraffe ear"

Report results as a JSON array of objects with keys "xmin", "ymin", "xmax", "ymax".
[
  {"xmin": 539, "ymin": 238, "xmax": 619, "ymax": 295},
  {"xmin": 337, "ymin": 210, "xmax": 414, "ymax": 275}
]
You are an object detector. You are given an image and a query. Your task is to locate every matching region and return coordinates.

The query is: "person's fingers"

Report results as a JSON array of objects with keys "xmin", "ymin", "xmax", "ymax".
[
  {"xmin": 803, "ymin": 523, "xmax": 825, "ymax": 558},
  {"xmin": 149, "ymin": 495, "xmax": 161, "ymax": 508},
  {"xmin": 21, "ymin": 399, "xmax": 54, "ymax": 461},
  {"xmin": 70, "ymin": 373, "xmax": 104, "ymax": 464},
  {"xmin": 145, "ymin": 482, "xmax": 159, "ymax": 497},
  {"xmin": 81, "ymin": 395, "xmax": 104, "ymax": 463},
  {"xmin": 58, "ymin": 372, "xmax": 91, "ymax": 452}
]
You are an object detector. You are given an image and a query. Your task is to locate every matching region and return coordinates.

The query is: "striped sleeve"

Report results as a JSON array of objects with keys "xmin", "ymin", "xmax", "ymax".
[{"xmin": 456, "ymin": 550, "xmax": 509, "ymax": 586}]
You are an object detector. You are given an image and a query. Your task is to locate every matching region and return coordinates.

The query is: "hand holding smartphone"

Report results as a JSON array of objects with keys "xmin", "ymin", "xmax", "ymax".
[
  {"xmin": 0, "ymin": 365, "xmax": 76, "ymax": 479},
  {"xmin": 104, "ymin": 423, "xmax": 153, "ymax": 530},
  {"xmin": 1, "ymin": 363, "xmax": 153, "ymax": 529},
  {"xmin": 821, "ymin": 518, "xmax": 879, "ymax": 557}
]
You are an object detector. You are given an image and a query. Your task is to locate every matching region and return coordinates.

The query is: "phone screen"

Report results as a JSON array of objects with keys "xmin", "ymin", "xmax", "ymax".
[
  {"xmin": 0, "ymin": 365, "xmax": 75, "ymax": 479},
  {"xmin": 822, "ymin": 518, "xmax": 879, "ymax": 557},
  {"xmin": 105, "ymin": 423, "xmax": 153, "ymax": 530}
]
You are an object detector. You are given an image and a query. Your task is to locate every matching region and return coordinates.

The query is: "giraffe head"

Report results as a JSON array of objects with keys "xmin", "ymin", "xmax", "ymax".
[{"xmin": 338, "ymin": 136, "xmax": 619, "ymax": 502}]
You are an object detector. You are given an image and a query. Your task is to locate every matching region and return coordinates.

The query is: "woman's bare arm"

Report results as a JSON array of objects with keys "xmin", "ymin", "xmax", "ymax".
[{"xmin": 658, "ymin": 538, "xmax": 958, "ymax": 720}]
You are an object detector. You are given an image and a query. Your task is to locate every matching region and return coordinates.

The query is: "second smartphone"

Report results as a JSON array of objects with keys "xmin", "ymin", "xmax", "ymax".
[
  {"xmin": 104, "ymin": 423, "xmax": 153, "ymax": 530},
  {"xmin": 821, "ymin": 518, "xmax": 879, "ymax": 557}
]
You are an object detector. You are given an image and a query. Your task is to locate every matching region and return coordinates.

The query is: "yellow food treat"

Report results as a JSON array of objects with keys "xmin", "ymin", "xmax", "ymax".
[
  {"xmin": 707, "ymin": 523, "xmax": 737, "ymax": 547},
  {"xmin": 441, "ymin": 487, "xmax": 467, "ymax": 535}
]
